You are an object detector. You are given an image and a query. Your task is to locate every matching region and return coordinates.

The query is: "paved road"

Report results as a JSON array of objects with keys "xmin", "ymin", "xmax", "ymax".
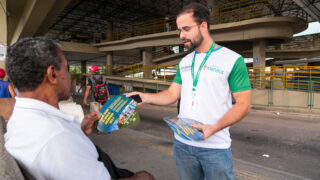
[
  {"xmin": 130, "ymin": 104, "xmax": 320, "ymax": 179},
  {"xmin": 231, "ymin": 111, "xmax": 320, "ymax": 179}
]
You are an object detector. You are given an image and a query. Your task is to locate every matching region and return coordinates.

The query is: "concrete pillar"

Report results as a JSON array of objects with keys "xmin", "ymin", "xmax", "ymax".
[
  {"xmin": 106, "ymin": 22, "xmax": 113, "ymax": 41},
  {"xmin": 106, "ymin": 52, "xmax": 113, "ymax": 75},
  {"xmin": 253, "ymin": 39, "xmax": 266, "ymax": 86},
  {"xmin": 142, "ymin": 48, "xmax": 153, "ymax": 79},
  {"xmin": 0, "ymin": 0, "xmax": 7, "ymax": 70},
  {"xmin": 253, "ymin": 39, "xmax": 266, "ymax": 68},
  {"xmin": 81, "ymin": 61, "xmax": 87, "ymax": 92},
  {"xmin": 274, "ymin": 43, "xmax": 282, "ymax": 63},
  {"xmin": 207, "ymin": 0, "xmax": 219, "ymax": 24}
]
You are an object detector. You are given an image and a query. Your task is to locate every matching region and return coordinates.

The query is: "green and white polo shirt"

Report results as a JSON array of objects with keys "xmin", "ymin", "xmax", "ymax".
[{"xmin": 173, "ymin": 46, "xmax": 251, "ymax": 149}]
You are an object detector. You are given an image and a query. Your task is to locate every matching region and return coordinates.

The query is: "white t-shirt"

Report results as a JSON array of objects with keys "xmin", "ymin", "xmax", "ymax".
[
  {"xmin": 4, "ymin": 97, "xmax": 111, "ymax": 180},
  {"xmin": 173, "ymin": 46, "xmax": 251, "ymax": 149}
]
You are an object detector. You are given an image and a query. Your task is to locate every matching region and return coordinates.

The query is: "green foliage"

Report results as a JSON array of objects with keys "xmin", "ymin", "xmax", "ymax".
[{"xmin": 69, "ymin": 65, "xmax": 83, "ymax": 74}]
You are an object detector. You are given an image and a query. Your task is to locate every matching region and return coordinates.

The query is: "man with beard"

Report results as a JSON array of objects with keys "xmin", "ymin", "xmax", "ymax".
[
  {"xmin": 4, "ymin": 37, "xmax": 154, "ymax": 180},
  {"xmin": 127, "ymin": 2, "xmax": 251, "ymax": 180}
]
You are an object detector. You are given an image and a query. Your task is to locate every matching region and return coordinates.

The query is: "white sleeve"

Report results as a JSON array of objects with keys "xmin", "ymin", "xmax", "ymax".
[{"xmin": 30, "ymin": 132, "xmax": 111, "ymax": 180}]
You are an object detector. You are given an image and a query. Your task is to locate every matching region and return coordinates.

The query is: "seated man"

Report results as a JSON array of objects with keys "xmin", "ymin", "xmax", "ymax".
[{"xmin": 4, "ymin": 37, "xmax": 154, "ymax": 180}]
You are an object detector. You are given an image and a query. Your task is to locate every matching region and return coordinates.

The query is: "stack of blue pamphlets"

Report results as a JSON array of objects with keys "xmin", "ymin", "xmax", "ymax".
[
  {"xmin": 163, "ymin": 117, "xmax": 203, "ymax": 141},
  {"xmin": 97, "ymin": 95, "xmax": 140, "ymax": 133}
]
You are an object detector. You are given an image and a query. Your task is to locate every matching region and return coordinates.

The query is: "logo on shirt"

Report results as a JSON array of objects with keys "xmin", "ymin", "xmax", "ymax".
[
  {"xmin": 206, "ymin": 65, "xmax": 224, "ymax": 75},
  {"xmin": 180, "ymin": 65, "xmax": 191, "ymax": 72}
]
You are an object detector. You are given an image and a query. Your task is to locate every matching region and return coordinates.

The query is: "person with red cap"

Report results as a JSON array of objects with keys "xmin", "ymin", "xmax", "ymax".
[
  {"xmin": 83, "ymin": 65, "xmax": 110, "ymax": 112},
  {"xmin": 0, "ymin": 68, "xmax": 15, "ymax": 98}
]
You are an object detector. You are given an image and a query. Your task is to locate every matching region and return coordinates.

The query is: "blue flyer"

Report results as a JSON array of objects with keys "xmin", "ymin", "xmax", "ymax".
[
  {"xmin": 163, "ymin": 117, "xmax": 203, "ymax": 141},
  {"xmin": 97, "ymin": 94, "xmax": 140, "ymax": 133}
]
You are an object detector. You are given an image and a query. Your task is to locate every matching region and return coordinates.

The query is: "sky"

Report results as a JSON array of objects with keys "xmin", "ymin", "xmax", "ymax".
[{"xmin": 294, "ymin": 22, "xmax": 320, "ymax": 37}]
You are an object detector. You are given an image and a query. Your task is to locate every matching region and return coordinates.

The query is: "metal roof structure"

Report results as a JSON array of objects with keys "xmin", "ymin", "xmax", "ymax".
[
  {"xmin": 47, "ymin": 0, "xmax": 205, "ymax": 42},
  {"xmin": 46, "ymin": 0, "xmax": 318, "ymax": 43},
  {"xmin": 50, "ymin": 0, "xmax": 206, "ymax": 33},
  {"xmin": 293, "ymin": 0, "xmax": 320, "ymax": 21}
]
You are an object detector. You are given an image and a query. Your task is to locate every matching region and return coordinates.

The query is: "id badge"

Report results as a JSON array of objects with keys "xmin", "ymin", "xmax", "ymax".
[{"xmin": 191, "ymin": 91, "xmax": 197, "ymax": 110}]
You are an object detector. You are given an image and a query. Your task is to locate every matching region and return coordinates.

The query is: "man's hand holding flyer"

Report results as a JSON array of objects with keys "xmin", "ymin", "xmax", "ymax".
[
  {"xmin": 163, "ymin": 117, "xmax": 204, "ymax": 141},
  {"xmin": 97, "ymin": 94, "xmax": 141, "ymax": 133}
]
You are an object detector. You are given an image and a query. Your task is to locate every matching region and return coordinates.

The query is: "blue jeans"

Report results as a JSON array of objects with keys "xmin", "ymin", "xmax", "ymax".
[{"xmin": 173, "ymin": 139, "xmax": 234, "ymax": 180}]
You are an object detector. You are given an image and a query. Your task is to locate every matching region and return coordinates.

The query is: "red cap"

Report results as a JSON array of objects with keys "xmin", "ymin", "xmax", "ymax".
[
  {"xmin": 89, "ymin": 66, "xmax": 99, "ymax": 72},
  {"xmin": 0, "ymin": 68, "xmax": 6, "ymax": 78}
]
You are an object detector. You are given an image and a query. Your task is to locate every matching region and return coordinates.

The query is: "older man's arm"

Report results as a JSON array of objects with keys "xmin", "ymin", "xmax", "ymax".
[{"xmin": 81, "ymin": 112, "xmax": 100, "ymax": 135}]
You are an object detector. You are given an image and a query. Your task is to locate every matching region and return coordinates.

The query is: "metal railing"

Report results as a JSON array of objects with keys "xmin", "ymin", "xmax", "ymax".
[
  {"xmin": 69, "ymin": 64, "xmax": 178, "ymax": 81},
  {"xmin": 70, "ymin": 65, "xmax": 320, "ymax": 110},
  {"xmin": 251, "ymin": 79, "xmax": 317, "ymax": 109},
  {"xmin": 151, "ymin": 46, "xmax": 176, "ymax": 59},
  {"xmin": 70, "ymin": 65, "xmax": 320, "ymax": 90},
  {"xmin": 248, "ymin": 66, "xmax": 320, "ymax": 92},
  {"xmin": 112, "ymin": 15, "xmax": 177, "ymax": 40},
  {"xmin": 249, "ymin": 66, "xmax": 320, "ymax": 110},
  {"xmin": 212, "ymin": 0, "xmax": 307, "ymax": 24}
]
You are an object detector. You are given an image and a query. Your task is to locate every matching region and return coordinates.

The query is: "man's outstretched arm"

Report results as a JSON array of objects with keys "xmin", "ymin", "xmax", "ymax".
[{"xmin": 126, "ymin": 82, "xmax": 181, "ymax": 106}]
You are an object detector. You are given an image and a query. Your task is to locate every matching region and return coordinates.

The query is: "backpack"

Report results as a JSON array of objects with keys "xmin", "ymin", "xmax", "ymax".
[{"xmin": 91, "ymin": 76, "xmax": 108, "ymax": 102}]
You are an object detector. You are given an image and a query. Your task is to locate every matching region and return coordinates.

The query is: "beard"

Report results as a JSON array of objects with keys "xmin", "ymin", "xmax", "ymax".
[{"xmin": 183, "ymin": 31, "xmax": 204, "ymax": 52}]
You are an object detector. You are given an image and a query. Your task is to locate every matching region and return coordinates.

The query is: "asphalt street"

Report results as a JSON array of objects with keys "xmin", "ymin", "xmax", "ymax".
[
  {"xmin": 129, "ymin": 104, "xmax": 320, "ymax": 179},
  {"xmin": 74, "ymin": 94, "xmax": 319, "ymax": 179}
]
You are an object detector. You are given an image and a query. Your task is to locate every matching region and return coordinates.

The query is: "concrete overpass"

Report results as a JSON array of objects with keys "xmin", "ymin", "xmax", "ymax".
[
  {"xmin": 242, "ymin": 48, "xmax": 320, "ymax": 59},
  {"xmin": 93, "ymin": 16, "xmax": 308, "ymax": 71},
  {"xmin": 94, "ymin": 17, "xmax": 307, "ymax": 51}
]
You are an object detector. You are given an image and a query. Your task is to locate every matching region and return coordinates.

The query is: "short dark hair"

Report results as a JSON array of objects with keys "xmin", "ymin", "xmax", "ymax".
[
  {"xmin": 177, "ymin": 2, "xmax": 210, "ymax": 30},
  {"xmin": 6, "ymin": 37, "xmax": 61, "ymax": 92}
]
